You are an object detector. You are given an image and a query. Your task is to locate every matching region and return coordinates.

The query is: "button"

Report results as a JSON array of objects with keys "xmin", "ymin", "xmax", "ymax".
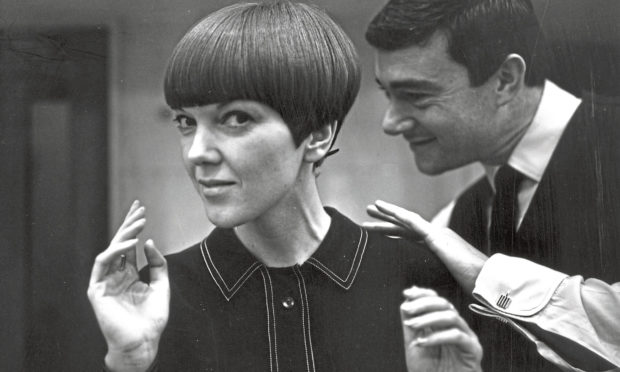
[{"xmin": 282, "ymin": 296, "xmax": 295, "ymax": 309}]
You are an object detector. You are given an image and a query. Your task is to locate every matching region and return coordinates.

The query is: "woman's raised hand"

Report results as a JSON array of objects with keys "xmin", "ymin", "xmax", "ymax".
[
  {"xmin": 87, "ymin": 200, "xmax": 170, "ymax": 372},
  {"xmin": 401, "ymin": 287, "xmax": 483, "ymax": 372}
]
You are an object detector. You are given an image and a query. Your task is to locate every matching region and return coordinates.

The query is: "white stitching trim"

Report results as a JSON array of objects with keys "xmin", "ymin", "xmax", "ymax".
[
  {"xmin": 294, "ymin": 266, "xmax": 316, "ymax": 372},
  {"xmin": 263, "ymin": 268, "xmax": 279, "ymax": 372},
  {"xmin": 260, "ymin": 268, "xmax": 279, "ymax": 372},
  {"xmin": 307, "ymin": 228, "xmax": 368, "ymax": 290},
  {"xmin": 200, "ymin": 239, "xmax": 261, "ymax": 301}
]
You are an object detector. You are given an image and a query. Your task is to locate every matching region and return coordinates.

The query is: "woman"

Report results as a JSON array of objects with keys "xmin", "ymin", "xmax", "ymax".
[{"xmin": 87, "ymin": 1, "xmax": 482, "ymax": 371}]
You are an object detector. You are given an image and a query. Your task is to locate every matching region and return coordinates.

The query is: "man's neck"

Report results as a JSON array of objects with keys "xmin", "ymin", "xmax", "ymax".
[{"xmin": 486, "ymin": 84, "xmax": 545, "ymax": 166}]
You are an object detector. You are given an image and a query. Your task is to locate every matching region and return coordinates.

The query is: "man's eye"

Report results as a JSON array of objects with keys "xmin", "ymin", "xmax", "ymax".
[
  {"xmin": 399, "ymin": 92, "xmax": 433, "ymax": 108},
  {"xmin": 173, "ymin": 114, "xmax": 196, "ymax": 129},
  {"xmin": 221, "ymin": 111, "xmax": 253, "ymax": 127},
  {"xmin": 403, "ymin": 92, "xmax": 429, "ymax": 101}
]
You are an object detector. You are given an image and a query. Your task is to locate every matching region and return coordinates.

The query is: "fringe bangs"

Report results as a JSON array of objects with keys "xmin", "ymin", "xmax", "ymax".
[{"xmin": 164, "ymin": 1, "xmax": 360, "ymax": 144}]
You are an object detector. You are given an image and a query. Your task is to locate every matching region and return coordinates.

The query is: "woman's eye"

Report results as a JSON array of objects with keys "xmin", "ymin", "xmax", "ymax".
[
  {"xmin": 173, "ymin": 114, "xmax": 196, "ymax": 130},
  {"xmin": 221, "ymin": 111, "xmax": 253, "ymax": 127}
]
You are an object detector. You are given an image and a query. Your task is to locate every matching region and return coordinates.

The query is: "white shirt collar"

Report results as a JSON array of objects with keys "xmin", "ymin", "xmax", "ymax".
[{"xmin": 484, "ymin": 80, "xmax": 581, "ymax": 185}]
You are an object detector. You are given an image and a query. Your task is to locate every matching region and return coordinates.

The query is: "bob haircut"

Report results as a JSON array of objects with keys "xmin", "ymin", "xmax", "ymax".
[
  {"xmin": 164, "ymin": 0, "xmax": 361, "ymax": 150},
  {"xmin": 365, "ymin": 0, "xmax": 549, "ymax": 87}
]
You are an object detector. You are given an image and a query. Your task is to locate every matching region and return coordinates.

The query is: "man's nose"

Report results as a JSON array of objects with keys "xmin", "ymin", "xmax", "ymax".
[{"xmin": 381, "ymin": 105, "xmax": 415, "ymax": 135}]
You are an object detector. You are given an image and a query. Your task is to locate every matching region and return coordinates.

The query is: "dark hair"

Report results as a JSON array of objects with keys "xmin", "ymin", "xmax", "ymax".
[
  {"xmin": 365, "ymin": 0, "xmax": 548, "ymax": 87},
  {"xmin": 164, "ymin": 0, "xmax": 361, "ymax": 150}
]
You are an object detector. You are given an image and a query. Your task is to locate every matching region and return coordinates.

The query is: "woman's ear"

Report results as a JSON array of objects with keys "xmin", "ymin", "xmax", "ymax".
[
  {"xmin": 303, "ymin": 122, "xmax": 336, "ymax": 163},
  {"xmin": 494, "ymin": 53, "xmax": 526, "ymax": 106}
]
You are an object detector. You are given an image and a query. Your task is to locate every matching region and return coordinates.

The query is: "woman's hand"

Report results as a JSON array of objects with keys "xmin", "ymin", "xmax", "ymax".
[
  {"xmin": 401, "ymin": 287, "xmax": 483, "ymax": 372},
  {"xmin": 87, "ymin": 200, "xmax": 170, "ymax": 372}
]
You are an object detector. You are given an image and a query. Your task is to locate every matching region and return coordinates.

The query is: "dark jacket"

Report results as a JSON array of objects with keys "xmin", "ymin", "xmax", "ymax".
[
  {"xmin": 450, "ymin": 93, "xmax": 620, "ymax": 371},
  {"xmin": 152, "ymin": 208, "xmax": 457, "ymax": 371}
]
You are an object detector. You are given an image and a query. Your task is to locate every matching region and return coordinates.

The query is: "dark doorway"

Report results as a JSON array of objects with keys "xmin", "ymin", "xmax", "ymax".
[{"xmin": 0, "ymin": 28, "xmax": 109, "ymax": 370}]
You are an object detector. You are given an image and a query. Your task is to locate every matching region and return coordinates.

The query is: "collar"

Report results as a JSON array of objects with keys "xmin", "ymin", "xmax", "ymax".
[
  {"xmin": 483, "ymin": 80, "xmax": 581, "ymax": 186},
  {"xmin": 200, "ymin": 207, "xmax": 369, "ymax": 301}
]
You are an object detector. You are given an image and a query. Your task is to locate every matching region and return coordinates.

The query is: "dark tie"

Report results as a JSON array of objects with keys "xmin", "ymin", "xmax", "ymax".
[{"xmin": 489, "ymin": 166, "xmax": 524, "ymax": 255}]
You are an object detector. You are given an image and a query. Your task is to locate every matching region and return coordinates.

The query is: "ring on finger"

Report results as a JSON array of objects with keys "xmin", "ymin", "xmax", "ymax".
[{"xmin": 119, "ymin": 254, "xmax": 127, "ymax": 271}]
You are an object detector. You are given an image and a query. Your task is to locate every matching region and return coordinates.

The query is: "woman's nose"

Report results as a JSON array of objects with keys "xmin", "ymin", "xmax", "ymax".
[
  {"xmin": 186, "ymin": 127, "xmax": 222, "ymax": 165},
  {"xmin": 381, "ymin": 105, "xmax": 415, "ymax": 135}
]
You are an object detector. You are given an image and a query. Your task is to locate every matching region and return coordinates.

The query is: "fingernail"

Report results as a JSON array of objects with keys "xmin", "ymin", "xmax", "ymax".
[
  {"xmin": 404, "ymin": 319, "xmax": 420, "ymax": 328},
  {"xmin": 411, "ymin": 337, "xmax": 428, "ymax": 347}
]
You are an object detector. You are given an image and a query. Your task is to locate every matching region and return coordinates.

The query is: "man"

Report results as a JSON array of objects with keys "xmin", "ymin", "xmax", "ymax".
[{"xmin": 364, "ymin": 0, "xmax": 620, "ymax": 371}]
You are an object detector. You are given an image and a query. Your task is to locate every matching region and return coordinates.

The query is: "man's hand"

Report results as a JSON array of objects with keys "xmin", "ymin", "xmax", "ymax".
[
  {"xmin": 401, "ymin": 287, "xmax": 482, "ymax": 372},
  {"xmin": 87, "ymin": 200, "xmax": 170, "ymax": 372},
  {"xmin": 364, "ymin": 199, "xmax": 488, "ymax": 293}
]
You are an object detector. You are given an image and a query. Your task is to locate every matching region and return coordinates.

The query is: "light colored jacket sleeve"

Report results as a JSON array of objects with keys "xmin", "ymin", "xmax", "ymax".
[{"xmin": 470, "ymin": 253, "xmax": 620, "ymax": 372}]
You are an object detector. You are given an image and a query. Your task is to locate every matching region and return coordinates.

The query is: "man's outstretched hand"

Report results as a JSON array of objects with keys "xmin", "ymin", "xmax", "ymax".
[{"xmin": 364, "ymin": 200, "xmax": 488, "ymax": 294}]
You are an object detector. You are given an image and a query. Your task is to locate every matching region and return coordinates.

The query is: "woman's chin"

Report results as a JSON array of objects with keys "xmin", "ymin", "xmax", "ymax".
[
  {"xmin": 210, "ymin": 219, "xmax": 242, "ymax": 229},
  {"xmin": 205, "ymin": 210, "xmax": 248, "ymax": 229}
]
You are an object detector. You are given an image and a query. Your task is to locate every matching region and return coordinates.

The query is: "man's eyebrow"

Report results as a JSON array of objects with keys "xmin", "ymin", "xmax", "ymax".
[{"xmin": 376, "ymin": 78, "xmax": 440, "ymax": 92}]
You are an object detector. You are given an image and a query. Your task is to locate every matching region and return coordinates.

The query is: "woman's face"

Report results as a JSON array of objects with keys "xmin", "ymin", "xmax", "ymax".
[{"xmin": 173, "ymin": 100, "xmax": 307, "ymax": 228}]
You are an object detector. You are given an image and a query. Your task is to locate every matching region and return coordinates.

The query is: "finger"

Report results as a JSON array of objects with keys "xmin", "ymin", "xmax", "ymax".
[
  {"xmin": 120, "ymin": 200, "xmax": 142, "ymax": 228},
  {"xmin": 374, "ymin": 200, "xmax": 434, "ymax": 239},
  {"xmin": 127, "ymin": 199, "xmax": 140, "ymax": 216},
  {"xmin": 144, "ymin": 239, "xmax": 169, "ymax": 289},
  {"xmin": 410, "ymin": 327, "xmax": 481, "ymax": 355},
  {"xmin": 403, "ymin": 309, "xmax": 468, "ymax": 334},
  {"xmin": 90, "ymin": 238, "xmax": 139, "ymax": 285},
  {"xmin": 401, "ymin": 295, "xmax": 456, "ymax": 318},
  {"xmin": 362, "ymin": 221, "xmax": 416, "ymax": 238},
  {"xmin": 111, "ymin": 205, "xmax": 146, "ymax": 244},
  {"xmin": 366, "ymin": 205, "xmax": 407, "ymax": 228},
  {"xmin": 124, "ymin": 242, "xmax": 138, "ymax": 270},
  {"xmin": 402, "ymin": 286, "xmax": 438, "ymax": 300},
  {"xmin": 111, "ymin": 217, "xmax": 146, "ymax": 245}
]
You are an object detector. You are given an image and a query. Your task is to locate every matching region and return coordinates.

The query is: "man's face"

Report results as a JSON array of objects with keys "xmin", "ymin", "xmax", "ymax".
[{"xmin": 375, "ymin": 31, "xmax": 507, "ymax": 175}]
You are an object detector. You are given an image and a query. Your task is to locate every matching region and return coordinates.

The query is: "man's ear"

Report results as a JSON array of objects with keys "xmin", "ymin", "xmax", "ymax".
[
  {"xmin": 304, "ymin": 122, "xmax": 336, "ymax": 163},
  {"xmin": 494, "ymin": 53, "xmax": 527, "ymax": 106}
]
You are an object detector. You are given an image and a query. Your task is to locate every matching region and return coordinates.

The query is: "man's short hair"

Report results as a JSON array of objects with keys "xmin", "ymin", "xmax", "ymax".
[
  {"xmin": 365, "ymin": 0, "xmax": 548, "ymax": 87},
  {"xmin": 164, "ymin": 0, "xmax": 361, "ymax": 147}
]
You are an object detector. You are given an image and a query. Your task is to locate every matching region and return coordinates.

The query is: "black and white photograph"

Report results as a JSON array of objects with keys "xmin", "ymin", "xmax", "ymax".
[{"xmin": 1, "ymin": 0, "xmax": 619, "ymax": 371}]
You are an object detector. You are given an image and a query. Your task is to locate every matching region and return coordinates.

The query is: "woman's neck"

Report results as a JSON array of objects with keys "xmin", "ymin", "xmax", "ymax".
[{"xmin": 234, "ymin": 177, "xmax": 331, "ymax": 268}]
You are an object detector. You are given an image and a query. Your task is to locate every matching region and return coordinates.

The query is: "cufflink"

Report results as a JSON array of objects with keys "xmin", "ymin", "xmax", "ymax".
[{"xmin": 496, "ymin": 293, "xmax": 512, "ymax": 309}]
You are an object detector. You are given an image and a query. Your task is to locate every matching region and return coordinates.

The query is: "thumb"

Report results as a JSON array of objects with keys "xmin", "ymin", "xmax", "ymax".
[{"xmin": 144, "ymin": 239, "xmax": 168, "ymax": 286}]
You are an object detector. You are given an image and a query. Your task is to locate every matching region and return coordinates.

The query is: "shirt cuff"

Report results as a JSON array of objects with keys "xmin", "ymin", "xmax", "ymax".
[{"xmin": 472, "ymin": 253, "xmax": 568, "ymax": 317}]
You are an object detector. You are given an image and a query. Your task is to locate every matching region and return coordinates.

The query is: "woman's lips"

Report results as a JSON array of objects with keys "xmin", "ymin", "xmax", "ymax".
[
  {"xmin": 199, "ymin": 179, "xmax": 236, "ymax": 187},
  {"xmin": 198, "ymin": 179, "xmax": 236, "ymax": 196}
]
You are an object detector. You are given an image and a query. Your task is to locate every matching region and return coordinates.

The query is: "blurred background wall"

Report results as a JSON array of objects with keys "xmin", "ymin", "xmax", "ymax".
[{"xmin": 1, "ymin": 0, "xmax": 618, "ymax": 370}]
